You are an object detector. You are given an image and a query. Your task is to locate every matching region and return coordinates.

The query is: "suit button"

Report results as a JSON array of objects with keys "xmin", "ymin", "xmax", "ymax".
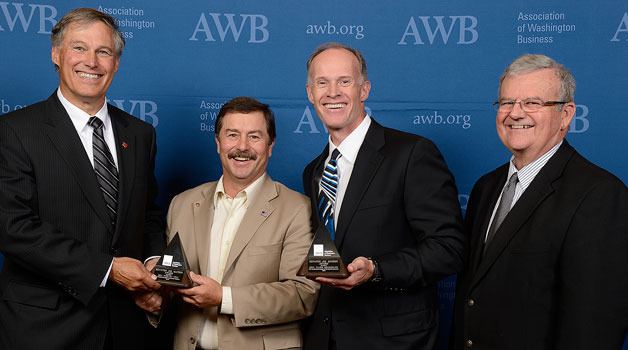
[
  {"xmin": 465, "ymin": 339, "xmax": 473, "ymax": 348},
  {"xmin": 109, "ymin": 247, "xmax": 119, "ymax": 255},
  {"xmin": 323, "ymin": 316, "xmax": 329, "ymax": 324},
  {"xmin": 467, "ymin": 299, "xmax": 475, "ymax": 307},
  {"xmin": 189, "ymin": 337, "xmax": 196, "ymax": 344}
]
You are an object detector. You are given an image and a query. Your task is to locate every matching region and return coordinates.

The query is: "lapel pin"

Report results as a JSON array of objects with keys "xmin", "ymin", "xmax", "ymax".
[
  {"xmin": 122, "ymin": 142, "xmax": 128, "ymax": 149},
  {"xmin": 260, "ymin": 210, "xmax": 269, "ymax": 217}
]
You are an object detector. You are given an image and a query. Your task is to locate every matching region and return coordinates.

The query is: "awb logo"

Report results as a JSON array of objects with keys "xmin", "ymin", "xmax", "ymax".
[
  {"xmin": 610, "ymin": 12, "xmax": 628, "ymax": 42},
  {"xmin": 398, "ymin": 16, "xmax": 478, "ymax": 45},
  {"xmin": 111, "ymin": 99, "xmax": 159, "ymax": 127},
  {"xmin": 293, "ymin": 105, "xmax": 373, "ymax": 134},
  {"xmin": 0, "ymin": 2, "xmax": 57, "ymax": 34},
  {"xmin": 568, "ymin": 104, "xmax": 589, "ymax": 134},
  {"xmin": 189, "ymin": 13, "xmax": 269, "ymax": 43}
]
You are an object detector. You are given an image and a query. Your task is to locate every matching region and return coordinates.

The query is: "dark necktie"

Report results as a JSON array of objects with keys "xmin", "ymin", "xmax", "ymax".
[
  {"xmin": 88, "ymin": 117, "xmax": 119, "ymax": 227},
  {"xmin": 485, "ymin": 172, "xmax": 518, "ymax": 247},
  {"xmin": 318, "ymin": 149, "xmax": 341, "ymax": 240}
]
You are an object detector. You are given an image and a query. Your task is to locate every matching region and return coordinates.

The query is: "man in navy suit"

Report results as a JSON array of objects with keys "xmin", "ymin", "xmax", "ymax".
[
  {"xmin": 452, "ymin": 54, "xmax": 628, "ymax": 350},
  {"xmin": 301, "ymin": 42, "xmax": 465, "ymax": 350},
  {"xmin": 0, "ymin": 8, "xmax": 165, "ymax": 350}
]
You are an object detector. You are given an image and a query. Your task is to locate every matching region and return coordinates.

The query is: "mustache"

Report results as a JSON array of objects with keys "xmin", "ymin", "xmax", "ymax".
[{"xmin": 228, "ymin": 150, "xmax": 257, "ymax": 160}]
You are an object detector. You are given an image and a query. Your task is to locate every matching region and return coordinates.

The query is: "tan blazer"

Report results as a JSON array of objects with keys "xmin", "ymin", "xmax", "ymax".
[{"xmin": 167, "ymin": 175, "xmax": 319, "ymax": 350}]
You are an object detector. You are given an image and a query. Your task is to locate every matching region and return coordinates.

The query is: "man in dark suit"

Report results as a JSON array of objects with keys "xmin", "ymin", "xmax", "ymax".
[
  {"xmin": 301, "ymin": 42, "xmax": 464, "ymax": 350},
  {"xmin": 452, "ymin": 54, "xmax": 628, "ymax": 350},
  {"xmin": 0, "ymin": 8, "xmax": 165, "ymax": 349}
]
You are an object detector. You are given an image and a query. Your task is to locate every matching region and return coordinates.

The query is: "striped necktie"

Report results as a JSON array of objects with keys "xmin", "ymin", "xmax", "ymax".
[
  {"xmin": 88, "ymin": 117, "xmax": 119, "ymax": 227},
  {"xmin": 318, "ymin": 149, "xmax": 341, "ymax": 240}
]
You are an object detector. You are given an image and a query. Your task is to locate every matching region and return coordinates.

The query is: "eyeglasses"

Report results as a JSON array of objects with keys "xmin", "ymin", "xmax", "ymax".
[{"xmin": 492, "ymin": 98, "xmax": 568, "ymax": 112}]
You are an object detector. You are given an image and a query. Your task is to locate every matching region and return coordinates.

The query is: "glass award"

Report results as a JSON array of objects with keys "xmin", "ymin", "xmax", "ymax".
[
  {"xmin": 151, "ymin": 232, "xmax": 193, "ymax": 288},
  {"xmin": 298, "ymin": 225, "xmax": 349, "ymax": 279}
]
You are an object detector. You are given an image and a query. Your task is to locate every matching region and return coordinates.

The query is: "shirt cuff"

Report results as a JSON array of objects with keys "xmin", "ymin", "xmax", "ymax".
[
  {"xmin": 220, "ymin": 286, "xmax": 233, "ymax": 314},
  {"xmin": 100, "ymin": 259, "xmax": 114, "ymax": 287}
]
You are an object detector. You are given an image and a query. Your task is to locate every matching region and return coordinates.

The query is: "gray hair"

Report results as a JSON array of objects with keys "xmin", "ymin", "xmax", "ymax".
[
  {"xmin": 51, "ymin": 8, "xmax": 125, "ymax": 57},
  {"xmin": 499, "ymin": 54, "xmax": 576, "ymax": 102},
  {"xmin": 306, "ymin": 42, "xmax": 368, "ymax": 83}
]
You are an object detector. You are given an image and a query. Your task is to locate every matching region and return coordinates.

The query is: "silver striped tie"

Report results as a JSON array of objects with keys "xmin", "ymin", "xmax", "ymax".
[{"xmin": 88, "ymin": 117, "xmax": 119, "ymax": 227}]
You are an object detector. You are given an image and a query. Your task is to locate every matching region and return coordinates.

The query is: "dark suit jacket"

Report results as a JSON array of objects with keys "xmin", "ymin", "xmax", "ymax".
[
  {"xmin": 302, "ymin": 120, "xmax": 464, "ymax": 350},
  {"xmin": 452, "ymin": 141, "xmax": 628, "ymax": 350},
  {"xmin": 0, "ymin": 92, "xmax": 165, "ymax": 350}
]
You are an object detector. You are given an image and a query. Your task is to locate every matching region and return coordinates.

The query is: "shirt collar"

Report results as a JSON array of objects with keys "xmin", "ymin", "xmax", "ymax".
[
  {"xmin": 213, "ymin": 173, "xmax": 267, "ymax": 208},
  {"xmin": 508, "ymin": 140, "xmax": 563, "ymax": 191},
  {"xmin": 328, "ymin": 114, "xmax": 371, "ymax": 165},
  {"xmin": 57, "ymin": 88, "xmax": 111, "ymax": 133}
]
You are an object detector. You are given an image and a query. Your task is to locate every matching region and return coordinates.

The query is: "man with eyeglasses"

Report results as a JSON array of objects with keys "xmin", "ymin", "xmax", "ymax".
[
  {"xmin": 301, "ymin": 42, "xmax": 464, "ymax": 350},
  {"xmin": 452, "ymin": 54, "xmax": 628, "ymax": 350}
]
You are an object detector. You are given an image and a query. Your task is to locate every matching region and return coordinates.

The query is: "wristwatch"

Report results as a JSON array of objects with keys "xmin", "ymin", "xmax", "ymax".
[{"xmin": 367, "ymin": 258, "xmax": 382, "ymax": 283}]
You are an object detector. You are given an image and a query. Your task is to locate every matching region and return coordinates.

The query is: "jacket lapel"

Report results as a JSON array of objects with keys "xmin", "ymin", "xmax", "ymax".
[
  {"xmin": 192, "ymin": 183, "xmax": 216, "ymax": 276},
  {"xmin": 335, "ymin": 121, "xmax": 384, "ymax": 249},
  {"xmin": 304, "ymin": 148, "xmax": 329, "ymax": 232},
  {"xmin": 310, "ymin": 147, "xmax": 328, "ymax": 221},
  {"xmin": 43, "ymin": 93, "xmax": 111, "ymax": 230},
  {"xmin": 222, "ymin": 176, "xmax": 276, "ymax": 280},
  {"xmin": 469, "ymin": 142, "xmax": 575, "ymax": 291},
  {"xmin": 110, "ymin": 107, "xmax": 135, "ymax": 243}
]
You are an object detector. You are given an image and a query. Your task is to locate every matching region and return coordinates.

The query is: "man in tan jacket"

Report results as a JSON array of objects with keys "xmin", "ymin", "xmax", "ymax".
[{"xmin": 165, "ymin": 96, "xmax": 318, "ymax": 349}]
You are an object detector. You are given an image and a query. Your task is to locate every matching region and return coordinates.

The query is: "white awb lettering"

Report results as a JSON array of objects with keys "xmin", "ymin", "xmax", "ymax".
[
  {"xmin": 399, "ymin": 16, "xmax": 478, "ymax": 45},
  {"xmin": 0, "ymin": 2, "xmax": 57, "ymax": 33},
  {"xmin": 189, "ymin": 13, "xmax": 269, "ymax": 43},
  {"xmin": 611, "ymin": 12, "xmax": 628, "ymax": 42}
]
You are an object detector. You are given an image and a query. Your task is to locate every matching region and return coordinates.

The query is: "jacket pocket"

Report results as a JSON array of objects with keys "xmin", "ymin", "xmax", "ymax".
[
  {"xmin": 262, "ymin": 327, "xmax": 302, "ymax": 349},
  {"xmin": 3, "ymin": 281, "xmax": 60, "ymax": 310},
  {"xmin": 357, "ymin": 195, "xmax": 395, "ymax": 210},
  {"xmin": 380, "ymin": 308, "xmax": 436, "ymax": 337}
]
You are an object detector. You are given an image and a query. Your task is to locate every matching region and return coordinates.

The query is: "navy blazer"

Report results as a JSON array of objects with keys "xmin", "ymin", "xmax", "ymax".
[
  {"xmin": 302, "ymin": 119, "xmax": 464, "ymax": 350},
  {"xmin": 452, "ymin": 141, "xmax": 628, "ymax": 350},
  {"xmin": 0, "ymin": 92, "xmax": 165, "ymax": 350}
]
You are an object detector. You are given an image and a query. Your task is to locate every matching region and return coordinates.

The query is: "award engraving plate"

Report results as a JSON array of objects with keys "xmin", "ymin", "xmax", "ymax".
[
  {"xmin": 152, "ymin": 232, "xmax": 193, "ymax": 288},
  {"xmin": 298, "ymin": 226, "xmax": 349, "ymax": 279}
]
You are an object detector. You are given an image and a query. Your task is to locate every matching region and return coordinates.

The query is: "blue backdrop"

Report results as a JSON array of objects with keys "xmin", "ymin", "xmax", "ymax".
[{"xmin": 1, "ymin": 1, "xmax": 627, "ymax": 348}]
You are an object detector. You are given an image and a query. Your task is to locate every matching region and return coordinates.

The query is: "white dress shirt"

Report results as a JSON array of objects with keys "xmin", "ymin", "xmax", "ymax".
[
  {"xmin": 57, "ymin": 89, "xmax": 118, "ymax": 169},
  {"xmin": 320, "ymin": 115, "xmax": 371, "ymax": 229}
]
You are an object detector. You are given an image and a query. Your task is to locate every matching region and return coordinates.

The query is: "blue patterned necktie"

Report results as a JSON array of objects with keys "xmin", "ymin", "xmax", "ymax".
[
  {"xmin": 88, "ymin": 117, "xmax": 119, "ymax": 228},
  {"xmin": 318, "ymin": 149, "xmax": 341, "ymax": 240}
]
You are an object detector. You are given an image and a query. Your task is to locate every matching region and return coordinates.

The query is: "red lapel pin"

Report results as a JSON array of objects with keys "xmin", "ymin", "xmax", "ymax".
[{"xmin": 122, "ymin": 142, "xmax": 128, "ymax": 149}]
